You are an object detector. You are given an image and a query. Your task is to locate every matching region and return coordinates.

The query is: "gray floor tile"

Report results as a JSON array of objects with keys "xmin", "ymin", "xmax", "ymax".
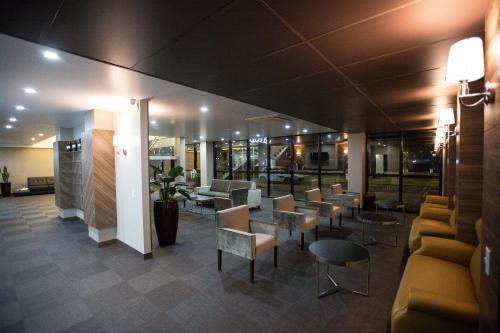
[
  {"xmin": 144, "ymin": 280, "xmax": 198, "ymax": 311},
  {"xmin": 23, "ymin": 301, "xmax": 92, "ymax": 333}
]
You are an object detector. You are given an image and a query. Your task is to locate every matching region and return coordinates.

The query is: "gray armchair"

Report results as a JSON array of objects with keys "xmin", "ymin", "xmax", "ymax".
[
  {"xmin": 305, "ymin": 188, "xmax": 342, "ymax": 231},
  {"xmin": 330, "ymin": 184, "xmax": 361, "ymax": 219},
  {"xmin": 273, "ymin": 194, "xmax": 319, "ymax": 250},
  {"xmin": 214, "ymin": 188, "xmax": 249, "ymax": 213},
  {"xmin": 216, "ymin": 205, "xmax": 278, "ymax": 283}
]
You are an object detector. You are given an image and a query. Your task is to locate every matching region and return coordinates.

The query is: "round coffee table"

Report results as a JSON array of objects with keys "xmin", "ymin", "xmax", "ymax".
[
  {"xmin": 309, "ymin": 240, "xmax": 370, "ymax": 298},
  {"xmin": 374, "ymin": 199, "xmax": 406, "ymax": 224},
  {"xmin": 357, "ymin": 212, "xmax": 399, "ymax": 247}
]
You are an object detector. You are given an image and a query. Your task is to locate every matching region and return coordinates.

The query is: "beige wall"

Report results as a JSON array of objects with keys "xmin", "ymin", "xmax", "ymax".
[{"xmin": 0, "ymin": 148, "xmax": 54, "ymax": 189}]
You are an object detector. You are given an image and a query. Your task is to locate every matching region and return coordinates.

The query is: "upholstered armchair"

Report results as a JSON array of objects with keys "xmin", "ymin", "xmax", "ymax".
[
  {"xmin": 273, "ymin": 194, "xmax": 319, "ymax": 250},
  {"xmin": 330, "ymin": 184, "xmax": 361, "ymax": 219},
  {"xmin": 214, "ymin": 188, "xmax": 249, "ymax": 216},
  {"xmin": 216, "ymin": 205, "xmax": 278, "ymax": 283},
  {"xmin": 305, "ymin": 188, "xmax": 342, "ymax": 231}
]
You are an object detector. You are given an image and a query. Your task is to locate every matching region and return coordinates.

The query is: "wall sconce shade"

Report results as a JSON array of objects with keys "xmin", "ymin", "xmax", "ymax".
[
  {"xmin": 438, "ymin": 108, "xmax": 455, "ymax": 126},
  {"xmin": 446, "ymin": 37, "xmax": 484, "ymax": 83}
]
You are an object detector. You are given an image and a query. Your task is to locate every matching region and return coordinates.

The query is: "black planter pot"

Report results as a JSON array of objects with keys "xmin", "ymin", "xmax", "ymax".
[
  {"xmin": 0, "ymin": 183, "xmax": 11, "ymax": 197},
  {"xmin": 153, "ymin": 200, "xmax": 179, "ymax": 246}
]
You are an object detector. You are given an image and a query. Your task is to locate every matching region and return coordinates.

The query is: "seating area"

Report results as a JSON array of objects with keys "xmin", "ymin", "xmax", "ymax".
[{"xmin": 13, "ymin": 176, "xmax": 55, "ymax": 196}]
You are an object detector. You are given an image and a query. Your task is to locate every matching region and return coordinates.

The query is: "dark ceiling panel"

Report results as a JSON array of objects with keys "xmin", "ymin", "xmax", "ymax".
[
  {"xmin": 265, "ymin": 0, "xmax": 415, "ymax": 39},
  {"xmin": 133, "ymin": 0, "xmax": 300, "ymax": 87},
  {"xmin": 43, "ymin": 0, "xmax": 233, "ymax": 68},
  {"xmin": 0, "ymin": 0, "xmax": 62, "ymax": 42},
  {"xmin": 312, "ymin": 0, "xmax": 488, "ymax": 67}
]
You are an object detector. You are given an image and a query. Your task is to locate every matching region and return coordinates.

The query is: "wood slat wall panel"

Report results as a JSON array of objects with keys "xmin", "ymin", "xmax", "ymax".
[
  {"xmin": 446, "ymin": 128, "xmax": 456, "ymax": 208},
  {"xmin": 481, "ymin": 1, "xmax": 500, "ymax": 331}
]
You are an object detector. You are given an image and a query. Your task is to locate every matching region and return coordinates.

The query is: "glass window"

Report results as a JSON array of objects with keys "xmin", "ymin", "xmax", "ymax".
[
  {"xmin": 269, "ymin": 137, "xmax": 293, "ymax": 197},
  {"xmin": 214, "ymin": 142, "xmax": 230, "ymax": 180},
  {"xmin": 402, "ymin": 131, "xmax": 441, "ymax": 211},
  {"xmin": 367, "ymin": 136, "xmax": 401, "ymax": 202},
  {"xmin": 249, "ymin": 140, "xmax": 268, "ymax": 193},
  {"xmin": 293, "ymin": 134, "xmax": 319, "ymax": 200},
  {"xmin": 232, "ymin": 140, "xmax": 247, "ymax": 181},
  {"xmin": 320, "ymin": 133, "xmax": 348, "ymax": 195}
]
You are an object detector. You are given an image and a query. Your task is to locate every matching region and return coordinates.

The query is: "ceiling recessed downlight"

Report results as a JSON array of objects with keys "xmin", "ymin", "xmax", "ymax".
[
  {"xmin": 235, "ymin": 131, "xmax": 240, "ymax": 135},
  {"xmin": 200, "ymin": 136, "xmax": 204, "ymax": 140},
  {"xmin": 256, "ymin": 134, "xmax": 261, "ymax": 137},
  {"xmin": 15, "ymin": 105, "xmax": 26, "ymax": 110},
  {"xmin": 200, "ymin": 106, "xmax": 209, "ymax": 113},
  {"xmin": 150, "ymin": 120, "xmax": 157, "ymax": 125},
  {"xmin": 24, "ymin": 87, "xmax": 37, "ymax": 94},
  {"xmin": 9, "ymin": 117, "xmax": 17, "ymax": 122},
  {"xmin": 38, "ymin": 133, "xmax": 44, "ymax": 137},
  {"xmin": 5, "ymin": 124, "xmax": 13, "ymax": 129},
  {"xmin": 43, "ymin": 50, "xmax": 59, "ymax": 60},
  {"xmin": 220, "ymin": 138, "xmax": 224, "ymax": 141},
  {"xmin": 31, "ymin": 137, "xmax": 35, "ymax": 141},
  {"xmin": 285, "ymin": 125, "xmax": 291, "ymax": 129},
  {"xmin": 302, "ymin": 129, "xmax": 308, "ymax": 133}
]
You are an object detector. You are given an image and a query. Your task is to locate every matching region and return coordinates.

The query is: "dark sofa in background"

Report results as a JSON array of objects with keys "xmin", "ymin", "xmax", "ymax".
[{"xmin": 13, "ymin": 177, "xmax": 55, "ymax": 196}]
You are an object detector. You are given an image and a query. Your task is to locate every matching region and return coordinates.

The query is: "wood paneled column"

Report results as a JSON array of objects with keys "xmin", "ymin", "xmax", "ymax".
[{"xmin": 446, "ymin": 126, "xmax": 457, "ymax": 208}]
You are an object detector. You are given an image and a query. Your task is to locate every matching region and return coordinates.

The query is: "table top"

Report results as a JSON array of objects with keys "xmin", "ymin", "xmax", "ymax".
[
  {"xmin": 374, "ymin": 199, "xmax": 405, "ymax": 209},
  {"xmin": 190, "ymin": 195, "xmax": 214, "ymax": 203},
  {"xmin": 357, "ymin": 212, "xmax": 398, "ymax": 224},
  {"xmin": 308, "ymin": 240, "xmax": 369, "ymax": 265}
]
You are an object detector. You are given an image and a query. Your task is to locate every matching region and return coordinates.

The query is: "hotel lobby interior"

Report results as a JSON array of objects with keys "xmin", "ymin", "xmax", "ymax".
[{"xmin": 0, "ymin": 1, "xmax": 499, "ymax": 332}]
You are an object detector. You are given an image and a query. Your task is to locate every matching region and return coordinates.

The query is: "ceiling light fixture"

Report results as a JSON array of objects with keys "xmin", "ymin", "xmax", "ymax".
[
  {"xmin": 24, "ymin": 87, "xmax": 37, "ymax": 94},
  {"xmin": 43, "ymin": 50, "xmax": 59, "ymax": 60},
  {"xmin": 302, "ymin": 129, "xmax": 308, "ymax": 133},
  {"xmin": 15, "ymin": 105, "xmax": 26, "ymax": 111},
  {"xmin": 38, "ymin": 133, "xmax": 44, "ymax": 137},
  {"xmin": 285, "ymin": 124, "xmax": 291, "ymax": 129},
  {"xmin": 150, "ymin": 120, "xmax": 157, "ymax": 125},
  {"xmin": 235, "ymin": 131, "xmax": 240, "ymax": 135},
  {"xmin": 9, "ymin": 117, "xmax": 17, "ymax": 122},
  {"xmin": 5, "ymin": 124, "xmax": 13, "ymax": 129},
  {"xmin": 438, "ymin": 108, "xmax": 455, "ymax": 126},
  {"xmin": 31, "ymin": 137, "xmax": 35, "ymax": 141},
  {"xmin": 446, "ymin": 37, "xmax": 495, "ymax": 107},
  {"xmin": 220, "ymin": 138, "xmax": 224, "ymax": 141},
  {"xmin": 256, "ymin": 134, "xmax": 261, "ymax": 137},
  {"xmin": 200, "ymin": 136, "xmax": 204, "ymax": 140},
  {"xmin": 200, "ymin": 106, "xmax": 209, "ymax": 113}
]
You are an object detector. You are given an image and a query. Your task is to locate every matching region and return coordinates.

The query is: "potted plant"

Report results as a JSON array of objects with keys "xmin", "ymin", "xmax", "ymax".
[
  {"xmin": 1, "ymin": 166, "xmax": 11, "ymax": 197},
  {"xmin": 150, "ymin": 165, "xmax": 191, "ymax": 246}
]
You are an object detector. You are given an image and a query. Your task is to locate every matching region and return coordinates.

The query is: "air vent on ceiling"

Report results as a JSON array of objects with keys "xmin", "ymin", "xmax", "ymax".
[{"xmin": 244, "ymin": 114, "xmax": 291, "ymax": 124}]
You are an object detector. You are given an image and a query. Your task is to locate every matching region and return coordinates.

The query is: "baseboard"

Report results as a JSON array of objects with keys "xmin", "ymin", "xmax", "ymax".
[
  {"xmin": 96, "ymin": 239, "xmax": 117, "ymax": 247},
  {"xmin": 116, "ymin": 239, "xmax": 153, "ymax": 261}
]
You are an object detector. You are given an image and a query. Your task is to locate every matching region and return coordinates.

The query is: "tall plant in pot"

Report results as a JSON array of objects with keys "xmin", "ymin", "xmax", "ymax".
[
  {"xmin": 150, "ymin": 165, "xmax": 190, "ymax": 246},
  {"xmin": 1, "ymin": 166, "xmax": 11, "ymax": 197}
]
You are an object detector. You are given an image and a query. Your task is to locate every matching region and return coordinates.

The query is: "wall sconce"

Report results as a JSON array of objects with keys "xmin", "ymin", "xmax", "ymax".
[
  {"xmin": 446, "ymin": 37, "xmax": 495, "ymax": 107},
  {"xmin": 112, "ymin": 134, "xmax": 127, "ymax": 156}
]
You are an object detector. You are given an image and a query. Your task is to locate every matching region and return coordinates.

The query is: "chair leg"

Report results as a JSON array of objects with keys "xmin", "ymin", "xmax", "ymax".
[
  {"xmin": 339, "ymin": 214, "xmax": 342, "ymax": 227},
  {"xmin": 352, "ymin": 207, "xmax": 355, "ymax": 219},
  {"xmin": 217, "ymin": 249, "xmax": 222, "ymax": 271},
  {"xmin": 250, "ymin": 260, "xmax": 255, "ymax": 283},
  {"xmin": 289, "ymin": 229, "xmax": 292, "ymax": 237},
  {"xmin": 358, "ymin": 205, "xmax": 361, "ymax": 214},
  {"xmin": 329, "ymin": 217, "xmax": 333, "ymax": 232},
  {"xmin": 274, "ymin": 246, "xmax": 278, "ymax": 267},
  {"xmin": 301, "ymin": 233, "xmax": 305, "ymax": 250},
  {"xmin": 315, "ymin": 225, "xmax": 319, "ymax": 240}
]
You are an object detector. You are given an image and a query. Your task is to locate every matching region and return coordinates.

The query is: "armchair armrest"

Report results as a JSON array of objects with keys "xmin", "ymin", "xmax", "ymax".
[
  {"xmin": 306, "ymin": 201, "xmax": 333, "ymax": 216},
  {"xmin": 273, "ymin": 209, "xmax": 305, "ymax": 230},
  {"xmin": 295, "ymin": 206, "xmax": 318, "ymax": 218},
  {"xmin": 217, "ymin": 228, "xmax": 255, "ymax": 260},
  {"xmin": 418, "ymin": 221, "xmax": 455, "ymax": 238},
  {"xmin": 415, "ymin": 236, "xmax": 476, "ymax": 266},
  {"xmin": 250, "ymin": 219, "xmax": 279, "ymax": 240},
  {"xmin": 425, "ymin": 195, "xmax": 448, "ymax": 206},
  {"xmin": 196, "ymin": 186, "xmax": 210, "ymax": 194},
  {"xmin": 419, "ymin": 207, "xmax": 452, "ymax": 222},
  {"xmin": 323, "ymin": 197, "xmax": 343, "ymax": 206},
  {"xmin": 408, "ymin": 288, "xmax": 478, "ymax": 325}
]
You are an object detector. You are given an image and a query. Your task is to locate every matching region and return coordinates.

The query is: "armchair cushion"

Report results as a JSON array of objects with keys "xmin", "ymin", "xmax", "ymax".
[
  {"xmin": 419, "ymin": 207, "xmax": 452, "ymax": 222},
  {"xmin": 217, "ymin": 205, "xmax": 250, "ymax": 232},
  {"xmin": 425, "ymin": 195, "xmax": 449, "ymax": 206},
  {"xmin": 409, "ymin": 217, "xmax": 455, "ymax": 253},
  {"xmin": 415, "ymin": 237, "xmax": 475, "ymax": 266}
]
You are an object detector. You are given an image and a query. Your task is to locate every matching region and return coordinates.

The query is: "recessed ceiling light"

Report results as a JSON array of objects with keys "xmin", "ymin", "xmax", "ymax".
[
  {"xmin": 38, "ymin": 133, "xmax": 44, "ymax": 137},
  {"xmin": 285, "ymin": 138, "xmax": 289, "ymax": 141},
  {"xmin": 285, "ymin": 125, "xmax": 291, "ymax": 129},
  {"xmin": 9, "ymin": 117, "xmax": 17, "ymax": 122},
  {"xmin": 327, "ymin": 134, "xmax": 332, "ymax": 138},
  {"xmin": 200, "ymin": 136, "xmax": 204, "ymax": 140},
  {"xmin": 256, "ymin": 134, "xmax": 261, "ymax": 137},
  {"xmin": 150, "ymin": 120, "xmax": 157, "ymax": 125},
  {"xmin": 31, "ymin": 137, "xmax": 35, "ymax": 141},
  {"xmin": 193, "ymin": 139, "xmax": 197, "ymax": 143},
  {"xmin": 235, "ymin": 131, "xmax": 240, "ymax": 135},
  {"xmin": 43, "ymin": 50, "xmax": 59, "ymax": 60},
  {"xmin": 24, "ymin": 87, "xmax": 37, "ymax": 94},
  {"xmin": 200, "ymin": 106, "xmax": 209, "ymax": 113},
  {"xmin": 302, "ymin": 129, "xmax": 308, "ymax": 133},
  {"xmin": 15, "ymin": 105, "xmax": 26, "ymax": 110},
  {"xmin": 5, "ymin": 124, "xmax": 13, "ymax": 129},
  {"xmin": 220, "ymin": 138, "xmax": 224, "ymax": 141}
]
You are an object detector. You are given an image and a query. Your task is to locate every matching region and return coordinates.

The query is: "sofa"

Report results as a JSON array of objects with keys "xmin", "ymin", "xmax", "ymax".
[
  {"xmin": 197, "ymin": 179, "xmax": 261, "ymax": 209},
  {"xmin": 14, "ymin": 177, "xmax": 55, "ymax": 196},
  {"xmin": 408, "ymin": 196, "xmax": 457, "ymax": 253},
  {"xmin": 392, "ymin": 219, "xmax": 481, "ymax": 333}
]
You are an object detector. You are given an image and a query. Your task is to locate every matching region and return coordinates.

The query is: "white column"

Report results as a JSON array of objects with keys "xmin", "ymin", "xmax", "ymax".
[
  {"xmin": 178, "ymin": 137, "xmax": 186, "ymax": 182},
  {"xmin": 347, "ymin": 133, "xmax": 366, "ymax": 206},
  {"xmin": 113, "ymin": 99, "xmax": 151, "ymax": 256},
  {"xmin": 200, "ymin": 141, "xmax": 214, "ymax": 186}
]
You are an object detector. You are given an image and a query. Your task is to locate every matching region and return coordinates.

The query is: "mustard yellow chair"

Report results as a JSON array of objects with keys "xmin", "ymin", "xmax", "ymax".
[
  {"xmin": 392, "ymin": 219, "xmax": 482, "ymax": 333},
  {"xmin": 216, "ymin": 205, "xmax": 279, "ymax": 283},
  {"xmin": 408, "ymin": 197, "xmax": 457, "ymax": 253},
  {"xmin": 420, "ymin": 194, "xmax": 450, "ymax": 211},
  {"xmin": 273, "ymin": 194, "xmax": 319, "ymax": 250},
  {"xmin": 305, "ymin": 188, "xmax": 342, "ymax": 231}
]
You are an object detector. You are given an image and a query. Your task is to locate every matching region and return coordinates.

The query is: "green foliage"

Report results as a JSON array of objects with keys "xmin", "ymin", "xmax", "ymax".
[
  {"xmin": 1, "ymin": 166, "xmax": 9, "ymax": 183},
  {"xmin": 150, "ymin": 165, "xmax": 191, "ymax": 202}
]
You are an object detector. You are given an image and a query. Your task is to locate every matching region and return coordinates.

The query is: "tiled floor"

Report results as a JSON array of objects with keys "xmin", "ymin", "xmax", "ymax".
[{"xmin": 0, "ymin": 194, "xmax": 412, "ymax": 333}]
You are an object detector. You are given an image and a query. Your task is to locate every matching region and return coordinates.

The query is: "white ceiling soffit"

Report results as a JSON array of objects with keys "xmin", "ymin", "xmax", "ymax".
[{"xmin": 0, "ymin": 33, "xmax": 332, "ymax": 147}]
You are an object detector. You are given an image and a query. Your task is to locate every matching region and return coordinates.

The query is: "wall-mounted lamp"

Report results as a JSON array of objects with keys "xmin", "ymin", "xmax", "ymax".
[
  {"xmin": 112, "ymin": 134, "xmax": 127, "ymax": 156},
  {"xmin": 446, "ymin": 37, "xmax": 495, "ymax": 107}
]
